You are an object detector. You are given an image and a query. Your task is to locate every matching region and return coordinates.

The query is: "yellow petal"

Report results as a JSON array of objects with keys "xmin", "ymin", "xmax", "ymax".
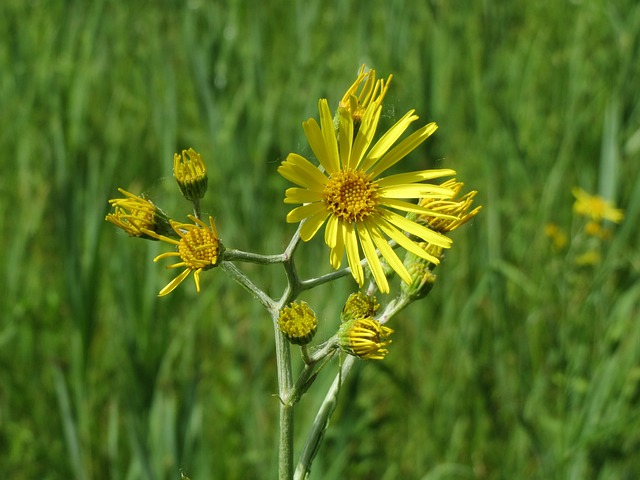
[
  {"xmin": 344, "ymin": 222, "xmax": 364, "ymax": 286},
  {"xmin": 351, "ymin": 103, "xmax": 382, "ymax": 169},
  {"xmin": 358, "ymin": 224, "xmax": 390, "ymax": 293},
  {"xmin": 286, "ymin": 202, "xmax": 328, "ymax": 223},
  {"xmin": 338, "ymin": 107, "xmax": 353, "ymax": 171},
  {"xmin": 158, "ymin": 268, "xmax": 191, "ymax": 297},
  {"xmin": 324, "ymin": 214, "xmax": 339, "ymax": 248},
  {"xmin": 284, "ymin": 187, "xmax": 325, "ymax": 204},
  {"xmin": 319, "ymin": 99, "xmax": 341, "ymax": 172},
  {"xmin": 379, "ymin": 199, "xmax": 460, "ymax": 218},
  {"xmin": 366, "ymin": 221, "xmax": 412, "ymax": 285},
  {"xmin": 378, "ymin": 184, "xmax": 455, "ymax": 199},
  {"xmin": 153, "ymin": 251, "xmax": 181, "ymax": 262},
  {"xmin": 379, "ymin": 209, "xmax": 452, "ymax": 248},
  {"xmin": 368, "ymin": 122, "xmax": 438, "ymax": 179},
  {"xmin": 279, "ymin": 154, "xmax": 328, "ymax": 190},
  {"xmin": 375, "ymin": 169, "xmax": 456, "ymax": 187},
  {"xmin": 360, "ymin": 110, "xmax": 418, "ymax": 172},
  {"xmin": 330, "ymin": 222, "xmax": 345, "ymax": 269},
  {"xmin": 303, "ymin": 118, "xmax": 338, "ymax": 174},
  {"xmin": 375, "ymin": 217, "xmax": 441, "ymax": 265},
  {"xmin": 193, "ymin": 268, "xmax": 202, "ymax": 292},
  {"xmin": 300, "ymin": 209, "xmax": 330, "ymax": 241}
]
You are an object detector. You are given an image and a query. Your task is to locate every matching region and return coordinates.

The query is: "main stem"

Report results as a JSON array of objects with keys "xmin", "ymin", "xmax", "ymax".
[{"xmin": 275, "ymin": 324, "xmax": 294, "ymax": 480}]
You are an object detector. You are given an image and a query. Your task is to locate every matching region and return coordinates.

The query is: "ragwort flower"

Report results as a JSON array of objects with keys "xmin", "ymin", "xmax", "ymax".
[
  {"xmin": 415, "ymin": 179, "xmax": 481, "ymax": 233},
  {"xmin": 278, "ymin": 301, "xmax": 318, "ymax": 345},
  {"xmin": 278, "ymin": 97, "xmax": 455, "ymax": 293},
  {"xmin": 106, "ymin": 188, "xmax": 172, "ymax": 239},
  {"xmin": 174, "ymin": 148, "xmax": 208, "ymax": 202},
  {"xmin": 338, "ymin": 317, "xmax": 393, "ymax": 360},
  {"xmin": 142, "ymin": 215, "xmax": 222, "ymax": 296},
  {"xmin": 572, "ymin": 187, "xmax": 624, "ymax": 223},
  {"xmin": 339, "ymin": 65, "xmax": 392, "ymax": 125}
]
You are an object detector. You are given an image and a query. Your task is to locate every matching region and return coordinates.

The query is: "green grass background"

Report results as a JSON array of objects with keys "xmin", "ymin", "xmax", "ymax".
[{"xmin": 2, "ymin": 0, "xmax": 640, "ymax": 478}]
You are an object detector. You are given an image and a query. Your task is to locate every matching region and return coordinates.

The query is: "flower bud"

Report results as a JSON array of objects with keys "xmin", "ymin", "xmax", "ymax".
[
  {"xmin": 106, "ymin": 188, "xmax": 173, "ymax": 239},
  {"xmin": 340, "ymin": 292, "xmax": 379, "ymax": 323},
  {"xmin": 401, "ymin": 244, "xmax": 441, "ymax": 300},
  {"xmin": 174, "ymin": 148, "xmax": 208, "ymax": 201},
  {"xmin": 278, "ymin": 301, "xmax": 318, "ymax": 345},
  {"xmin": 338, "ymin": 317, "xmax": 393, "ymax": 360}
]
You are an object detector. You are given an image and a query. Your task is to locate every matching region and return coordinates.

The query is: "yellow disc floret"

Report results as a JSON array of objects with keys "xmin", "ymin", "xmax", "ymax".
[{"xmin": 324, "ymin": 169, "xmax": 378, "ymax": 223}]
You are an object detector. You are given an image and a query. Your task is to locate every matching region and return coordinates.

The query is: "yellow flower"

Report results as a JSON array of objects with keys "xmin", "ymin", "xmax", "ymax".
[
  {"xmin": 584, "ymin": 220, "xmax": 612, "ymax": 240},
  {"xmin": 416, "ymin": 179, "xmax": 481, "ymax": 233},
  {"xmin": 174, "ymin": 148, "xmax": 208, "ymax": 202},
  {"xmin": 575, "ymin": 250, "xmax": 601, "ymax": 266},
  {"xmin": 544, "ymin": 223, "xmax": 568, "ymax": 250},
  {"xmin": 340, "ymin": 292, "xmax": 380, "ymax": 323},
  {"xmin": 572, "ymin": 187, "xmax": 624, "ymax": 223},
  {"xmin": 142, "ymin": 215, "xmax": 222, "ymax": 296},
  {"xmin": 338, "ymin": 317, "xmax": 393, "ymax": 360},
  {"xmin": 339, "ymin": 65, "xmax": 392, "ymax": 124},
  {"xmin": 278, "ymin": 301, "xmax": 318, "ymax": 345},
  {"xmin": 278, "ymin": 98, "xmax": 455, "ymax": 293},
  {"xmin": 105, "ymin": 188, "xmax": 172, "ymax": 239}
]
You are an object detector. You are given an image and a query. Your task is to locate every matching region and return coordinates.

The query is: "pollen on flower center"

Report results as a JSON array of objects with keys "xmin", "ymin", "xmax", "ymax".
[
  {"xmin": 323, "ymin": 169, "xmax": 378, "ymax": 223},
  {"xmin": 178, "ymin": 227, "xmax": 219, "ymax": 269}
]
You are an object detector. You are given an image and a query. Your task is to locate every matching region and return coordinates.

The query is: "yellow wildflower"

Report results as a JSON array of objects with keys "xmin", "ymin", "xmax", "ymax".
[
  {"xmin": 142, "ymin": 215, "xmax": 222, "ymax": 296},
  {"xmin": 278, "ymin": 95, "xmax": 455, "ymax": 293},
  {"xmin": 572, "ymin": 187, "xmax": 624, "ymax": 223}
]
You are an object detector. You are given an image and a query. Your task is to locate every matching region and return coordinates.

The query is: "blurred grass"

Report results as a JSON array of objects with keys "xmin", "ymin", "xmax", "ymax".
[{"xmin": 1, "ymin": 0, "xmax": 640, "ymax": 478}]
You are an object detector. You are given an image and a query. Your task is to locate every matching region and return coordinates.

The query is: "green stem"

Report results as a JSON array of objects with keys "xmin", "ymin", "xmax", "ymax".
[
  {"xmin": 222, "ymin": 249, "xmax": 285, "ymax": 265},
  {"xmin": 275, "ymin": 322, "xmax": 294, "ymax": 479},
  {"xmin": 377, "ymin": 294, "xmax": 411, "ymax": 325},
  {"xmin": 192, "ymin": 198, "xmax": 201, "ymax": 219},
  {"xmin": 219, "ymin": 261, "xmax": 277, "ymax": 314}
]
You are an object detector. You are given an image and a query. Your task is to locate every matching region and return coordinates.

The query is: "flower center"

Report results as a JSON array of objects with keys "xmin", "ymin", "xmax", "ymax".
[
  {"xmin": 178, "ymin": 227, "xmax": 220, "ymax": 270},
  {"xmin": 323, "ymin": 169, "xmax": 377, "ymax": 223}
]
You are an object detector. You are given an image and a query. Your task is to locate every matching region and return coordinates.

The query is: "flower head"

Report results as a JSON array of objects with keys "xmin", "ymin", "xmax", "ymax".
[
  {"xmin": 341, "ymin": 292, "xmax": 380, "ymax": 323},
  {"xmin": 142, "ymin": 215, "xmax": 222, "ymax": 296},
  {"xmin": 339, "ymin": 65, "xmax": 392, "ymax": 125},
  {"xmin": 338, "ymin": 317, "xmax": 393, "ymax": 360},
  {"xmin": 106, "ymin": 188, "xmax": 172, "ymax": 239},
  {"xmin": 572, "ymin": 187, "xmax": 624, "ymax": 223},
  {"xmin": 415, "ymin": 179, "xmax": 481, "ymax": 233},
  {"xmin": 575, "ymin": 250, "xmax": 601, "ymax": 266},
  {"xmin": 174, "ymin": 148, "xmax": 208, "ymax": 202},
  {"xmin": 278, "ymin": 95, "xmax": 455, "ymax": 293},
  {"xmin": 278, "ymin": 301, "xmax": 318, "ymax": 345},
  {"xmin": 544, "ymin": 223, "xmax": 568, "ymax": 250}
]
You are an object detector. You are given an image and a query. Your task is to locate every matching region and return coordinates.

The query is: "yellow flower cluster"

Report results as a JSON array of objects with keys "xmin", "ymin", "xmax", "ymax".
[{"xmin": 106, "ymin": 149, "xmax": 222, "ymax": 296}]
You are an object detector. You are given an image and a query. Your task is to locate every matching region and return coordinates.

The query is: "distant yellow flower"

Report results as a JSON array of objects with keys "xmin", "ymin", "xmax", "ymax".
[
  {"xmin": 339, "ymin": 65, "xmax": 392, "ymax": 124},
  {"xmin": 142, "ymin": 215, "xmax": 222, "ymax": 296},
  {"xmin": 106, "ymin": 188, "xmax": 172, "ymax": 239},
  {"xmin": 575, "ymin": 250, "xmax": 601, "ymax": 266},
  {"xmin": 544, "ymin": 223, "xmax": 568, "ymax": 250},
  {"xmin": 338, "ymin": 317, "xmax": 393, "ymax": 360},
  {"xmin": 584, "ymin": 221, "xmax": 612, "ymax": 240},
  {"xmin": 278, "ymin": 97, "xmax": 455, "ymax": 293},
  {"xmin": 416, "ymin": 179, "xmax": 481, "ymax": 233},
  {"xmin": 572, "ymin": 187, "xmax": 624, "ymax": 223},
  {"xmin": 174, "ymin": 148, "xmax": 208, "ymax": 202}
]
